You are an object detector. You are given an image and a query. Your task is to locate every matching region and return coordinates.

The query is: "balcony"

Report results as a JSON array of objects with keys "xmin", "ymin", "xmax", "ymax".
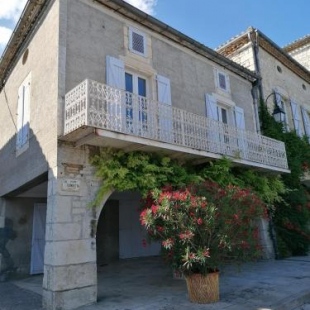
[{"xmin": 62, "ymin": 79, "xmax": 289, "ymax": 173}]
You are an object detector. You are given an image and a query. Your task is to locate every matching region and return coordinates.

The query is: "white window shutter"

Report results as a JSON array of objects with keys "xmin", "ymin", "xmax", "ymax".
[
  {"xmin": 290, "ymin": 100, "xmax": 302, "ymax": 136},
  {"xmin": 302, "ymin": 107, "xmax": 310, "ymax": 142},
  {"xmin": 274, "ymin": 91, "xmax": 282, "ymax": 107},
  {"xmin": 16, "ymin": 85, "xmax": 24, "ymax": 148},
  {"xmin": 205, "ymin": 94, "xmax": 218, "ymax": 121},
  {"xmin": 157, "ymin": 75, "xmax": 172, "ymax": 142},
  {"xmin": 157, "ymin": 75, "xmax": 171, "ymax": 105},
  {"xmin": 16, "ymin": 78, "xmax": 31, "ymax": 149},
  {"xmin": 22, "ymin": 81, "xmax": 31, "ymax": 145},
  {"xmin": 106, "ymin": 56, "xmax": 125, "ymax": 90},
  {"xmin": 234, "ymin": 106, "xmax": 245, "ymax": 130},
  {"xmin": 225, "ymin": 74, "xmax": 230, "ymax": 93}
]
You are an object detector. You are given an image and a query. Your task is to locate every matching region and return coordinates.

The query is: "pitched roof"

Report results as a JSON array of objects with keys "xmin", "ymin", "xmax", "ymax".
[
  {"xmin": 216, "ymin": 27, "xmax": 310, "ymax": 84},
  {"xmin": 0, "ymin": 0, "xmax": 258, "ymax": 92},
  {"xmin": 0, "ymin": 0, "xmax": 52, "ymax": 91},
  {"xmin": 283, "ymin": 35, "xmax": 310, "ymax": 53}
]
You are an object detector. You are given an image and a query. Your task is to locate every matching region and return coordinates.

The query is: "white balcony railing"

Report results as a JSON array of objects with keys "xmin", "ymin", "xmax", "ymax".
[{"xmin": 64, "ymin": 79, "xmax": 289, "ymax": 171}]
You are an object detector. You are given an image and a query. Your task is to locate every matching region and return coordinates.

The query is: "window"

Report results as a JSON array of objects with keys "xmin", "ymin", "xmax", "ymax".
[
  {"xmin": 218, "ymin": 73, "xmax": 227, "ymax": 90},
  {"xmin": 16, "ymin": 73, "xmax": 31, "ymax": 154},
  {"xmin": 129, "ymin": 27, "xmax": 147, "ymax": 57},
  {"xmin": 125, "ymin": 72, "xmax": 148, "ymax": 131},
  {"xmin": 205, "ymin": 93, "xmax": 246, "ymax": 156},
  {"xmin": 215, "ymin": 69, "xmax": 230, "ymax": 93},
  {"xmin": 106, "ymin": 56, "xmax": 172, "ymax": 140}
]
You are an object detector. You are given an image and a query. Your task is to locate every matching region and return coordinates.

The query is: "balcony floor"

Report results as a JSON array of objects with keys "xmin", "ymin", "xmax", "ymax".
[{"xmin": 60, "ymin": 126, "xmax": 290, "ymax": 174}]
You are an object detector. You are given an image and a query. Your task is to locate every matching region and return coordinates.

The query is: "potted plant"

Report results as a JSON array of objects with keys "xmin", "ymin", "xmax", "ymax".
[{"xmin": 140, "ymin": 181, "xmax": 267, "ymax": 303}]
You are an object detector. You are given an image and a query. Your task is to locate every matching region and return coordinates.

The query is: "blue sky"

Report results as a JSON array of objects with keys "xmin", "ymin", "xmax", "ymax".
[{"xmin": 0, "ymin": 0, "xmax": 309, "ymax": 57}]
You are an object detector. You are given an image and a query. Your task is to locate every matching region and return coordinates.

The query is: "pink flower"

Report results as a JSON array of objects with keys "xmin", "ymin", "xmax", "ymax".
[
  {"xmin": 197, "ymin": 218, "xmax": 203, "ymax": 225},
  {"xmin": 162, "ymin": 238, "xmax": 174, "ymax": 249},
  {"xmin": 179, "ymin": 230, "xmax": 194, "ymax": 240}
]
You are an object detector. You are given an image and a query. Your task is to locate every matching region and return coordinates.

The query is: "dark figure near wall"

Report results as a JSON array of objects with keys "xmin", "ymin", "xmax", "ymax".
[{"xmin": 0, "ymin": 218, "xmax": 17, "ymax": 278}]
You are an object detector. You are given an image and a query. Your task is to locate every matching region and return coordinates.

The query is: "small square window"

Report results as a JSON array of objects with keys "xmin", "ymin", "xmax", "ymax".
[{"xmin": 129, "ymin": 27, "xmax": 147, "ymax": 57}]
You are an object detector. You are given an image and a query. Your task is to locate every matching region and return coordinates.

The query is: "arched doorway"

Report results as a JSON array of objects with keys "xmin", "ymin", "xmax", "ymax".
[{"xmin": 96, "ymin": 190, "xmax": 160, "ymax": 266}]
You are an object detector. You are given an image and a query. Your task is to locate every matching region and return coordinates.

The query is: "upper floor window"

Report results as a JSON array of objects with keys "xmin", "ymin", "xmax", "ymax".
[
  {"xmin": 214, "ymin": 69, "xmax": 230, "ymax": 93},
  {"xmin": 129, "ymin": 27, "xmax": 147, "ymax": 57},
  {"xmin": 16, "ymin": 73, "xmax": 31, "ymax": 155}
]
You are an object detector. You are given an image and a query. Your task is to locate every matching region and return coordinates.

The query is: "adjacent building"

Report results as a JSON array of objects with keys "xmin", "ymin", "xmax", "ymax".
[
  {"xmin": 217, "ymin": 27, "xmax": 310, "ymax": 140},
  {"xmin": 0, "ymin": 2, "xmax": 288, "ymax": 310},
  {"xmin": 284, "ymin": 35, "xmax": 310, "ymax": 71}
]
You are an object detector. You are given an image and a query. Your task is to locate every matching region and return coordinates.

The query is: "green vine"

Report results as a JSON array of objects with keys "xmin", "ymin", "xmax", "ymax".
[
  {"xmin": 259, "ymin": 100, "xmax": 310, "ymax": 256},
  {"xmin": 91, "ymin": 148, "xmax": 201, "ymax": 206}
]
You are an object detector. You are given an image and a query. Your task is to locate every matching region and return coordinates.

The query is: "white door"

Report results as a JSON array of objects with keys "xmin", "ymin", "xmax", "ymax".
[{"xmin": 30, "ymin": 203, "xmax": 46, "ymax": 275}]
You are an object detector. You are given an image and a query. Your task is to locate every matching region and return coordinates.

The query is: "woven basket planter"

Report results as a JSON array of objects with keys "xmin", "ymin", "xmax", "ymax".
[{"xmin": 185, "ymin": 272, "xmax": 219, "ymax": 303}]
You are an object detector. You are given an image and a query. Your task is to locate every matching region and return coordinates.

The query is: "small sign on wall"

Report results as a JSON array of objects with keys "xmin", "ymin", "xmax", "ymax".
[{"xmin": 62, "ymin": 179, "xmax": 80, "ymax": 192}]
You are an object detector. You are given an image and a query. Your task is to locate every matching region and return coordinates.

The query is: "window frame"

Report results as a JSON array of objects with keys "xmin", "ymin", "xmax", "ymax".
[
  {"xmin": 215, "ymin": 69, "xmax": 230, "ymax": 93},
  {"xmin": 128, "ymin": 27, "xmax": 147, "ymax": 57}
]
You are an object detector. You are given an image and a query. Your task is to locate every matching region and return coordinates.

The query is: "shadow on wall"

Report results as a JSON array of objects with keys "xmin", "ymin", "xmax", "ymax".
[
  {"xmin": 0, "ymin": 126, "xmax": 50, "ymax": 280},
  {"xmin": 0, "ymin": 218, "xmax": 17, "ymax": 279}
]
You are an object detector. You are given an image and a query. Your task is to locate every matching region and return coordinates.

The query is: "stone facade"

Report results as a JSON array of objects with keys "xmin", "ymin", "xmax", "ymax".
[
  {"xmin": 284, "ymin": 35, "xmax": 310, "ymax": 71},
  {"xmin": 0, "ymin": 2, "xmax": 290, "ymax": 310},
  {"xmin": 217, "ymin": 28, "xmax": 310, "ymax": 139}
]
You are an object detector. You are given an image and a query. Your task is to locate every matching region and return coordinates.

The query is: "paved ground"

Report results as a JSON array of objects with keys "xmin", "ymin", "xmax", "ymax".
[{"xmin": 1, "ymin": 255, "xmax": 309, "ymax": 310}]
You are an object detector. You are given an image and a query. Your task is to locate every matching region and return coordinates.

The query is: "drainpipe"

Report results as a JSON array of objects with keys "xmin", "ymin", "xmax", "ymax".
[
  {"xmin": 251, "ymin": 80, "xmax": 261, "ymax": 134},
  {"xmin": 249, "ymin": 28, "xmax": 280, "ymax": 259},
  {"xmin": 248, "ymin": 29, "xmax": 264, "ymax": 101}
]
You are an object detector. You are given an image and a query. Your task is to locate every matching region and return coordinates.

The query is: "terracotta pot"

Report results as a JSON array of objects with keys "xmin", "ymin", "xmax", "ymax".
[{"xmin": 185, "ymin": 272, "xmax": 219, "ymax": 303}]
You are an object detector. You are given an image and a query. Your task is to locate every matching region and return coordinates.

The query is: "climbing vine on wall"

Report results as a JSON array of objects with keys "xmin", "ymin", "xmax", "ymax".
[
  {"xmin": 90, "ymin": 148, "xmax": 201, "ymax": 206},
  {"xmin": 91, "ymin": 148, "xmax": 285, "ymax": 216},
  {"xmin": 259, "ymin": 101, "xmax": 310, "ymax": 256}
]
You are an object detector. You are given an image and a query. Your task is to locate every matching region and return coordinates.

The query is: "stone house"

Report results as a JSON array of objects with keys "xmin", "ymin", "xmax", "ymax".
[
  {"xmin": 217, "ymin": 27, "xmax": 310, "ymax": 141},
  {"xmin": 283, "ymin": 35, "xmax": 310, "ymax": 71},
  {"xmin": 0, "ymin": 1, "xmax": 288, "ymax": 309}
]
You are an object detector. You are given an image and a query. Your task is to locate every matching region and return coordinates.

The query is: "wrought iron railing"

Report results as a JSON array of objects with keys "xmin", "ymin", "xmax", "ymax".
[{"xmin": 64, "ymin": 79, "xmax": 289, "ymax": 170}]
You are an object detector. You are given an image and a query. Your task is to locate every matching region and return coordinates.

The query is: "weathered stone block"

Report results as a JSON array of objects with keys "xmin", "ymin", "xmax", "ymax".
[
  {"xmin": 44, "ymin": 239, "xmax": 96, "ymax": 266},
  {"xmin": 45, "ymin": 222, "xmax": 82, "ymax": 241},
  {"xmin": 43, "ymin": 263, "xmax": 97, "ymax": 291},
  {"xmin": 43, "ymin": 285, "xmax": 97, "ymax": 310}
]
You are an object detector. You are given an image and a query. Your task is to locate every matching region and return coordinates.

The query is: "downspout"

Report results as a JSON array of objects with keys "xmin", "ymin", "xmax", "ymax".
[
  {"xmin": 249, "ymin": 29, "xmax": 264, "ymax": 101},
  {"xmin": 251, "ymin": 80, "xmax": 261, "ymax": 134},
  {"xmin": 249, "ymin": 30, "xmax": 279, "ymax": 259}
]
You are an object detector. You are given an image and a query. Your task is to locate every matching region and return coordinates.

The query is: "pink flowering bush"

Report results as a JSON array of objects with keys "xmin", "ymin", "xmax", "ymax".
[{"xmin": 140, "ymin": 181, "xmax": 267, "ymax": 275}]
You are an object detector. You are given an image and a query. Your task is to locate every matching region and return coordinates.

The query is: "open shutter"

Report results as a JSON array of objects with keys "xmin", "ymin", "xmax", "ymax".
[
  {"xmin": 16, "ymin": 78, "xmax": 30, "ymax": 149},
  {"xmin": 22, "ymin": 81, "xmax": 30, "ymax": 145},
  {"xmin": 274, "ymin": 91, "xmax": 282, "ymax": 108},
  {"xmin": 302, "ymin": 107, "xmax": 310, "ymax": 142},
  {"xmin": 16, "ymin": 85, "xmax": 24, "ymax": 148},
  {"xmin": 157, "ymin": 75, "xmax": 172, "ymax": 142},
  {"xmin": 106, "ymin": 56, "xmax": 125, "ymax": 89},
  {"xmin": 225, "ymin": 74, "xmax": 231, "ymax": 93},
  {"xmin": 290, "ymin": 100, "xmax": 302, "ymax": 136},
  {"xmin": 157, "ymin": 75, "xmax": 171, "ymax": 105},
  {"xmin": 234, "ymin": 106, "xmax": 245, "ymax": 130},
  {"xmin": 205, "ymin": 94, "xmax": 218, "ymax": 120},
  {"xmin": 234, "ymin": 106, "xmax": 247, "ymax": 158},
  {"xmin": 106, "ymin": 56, "xmax": 125, "ymax": 131}
]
